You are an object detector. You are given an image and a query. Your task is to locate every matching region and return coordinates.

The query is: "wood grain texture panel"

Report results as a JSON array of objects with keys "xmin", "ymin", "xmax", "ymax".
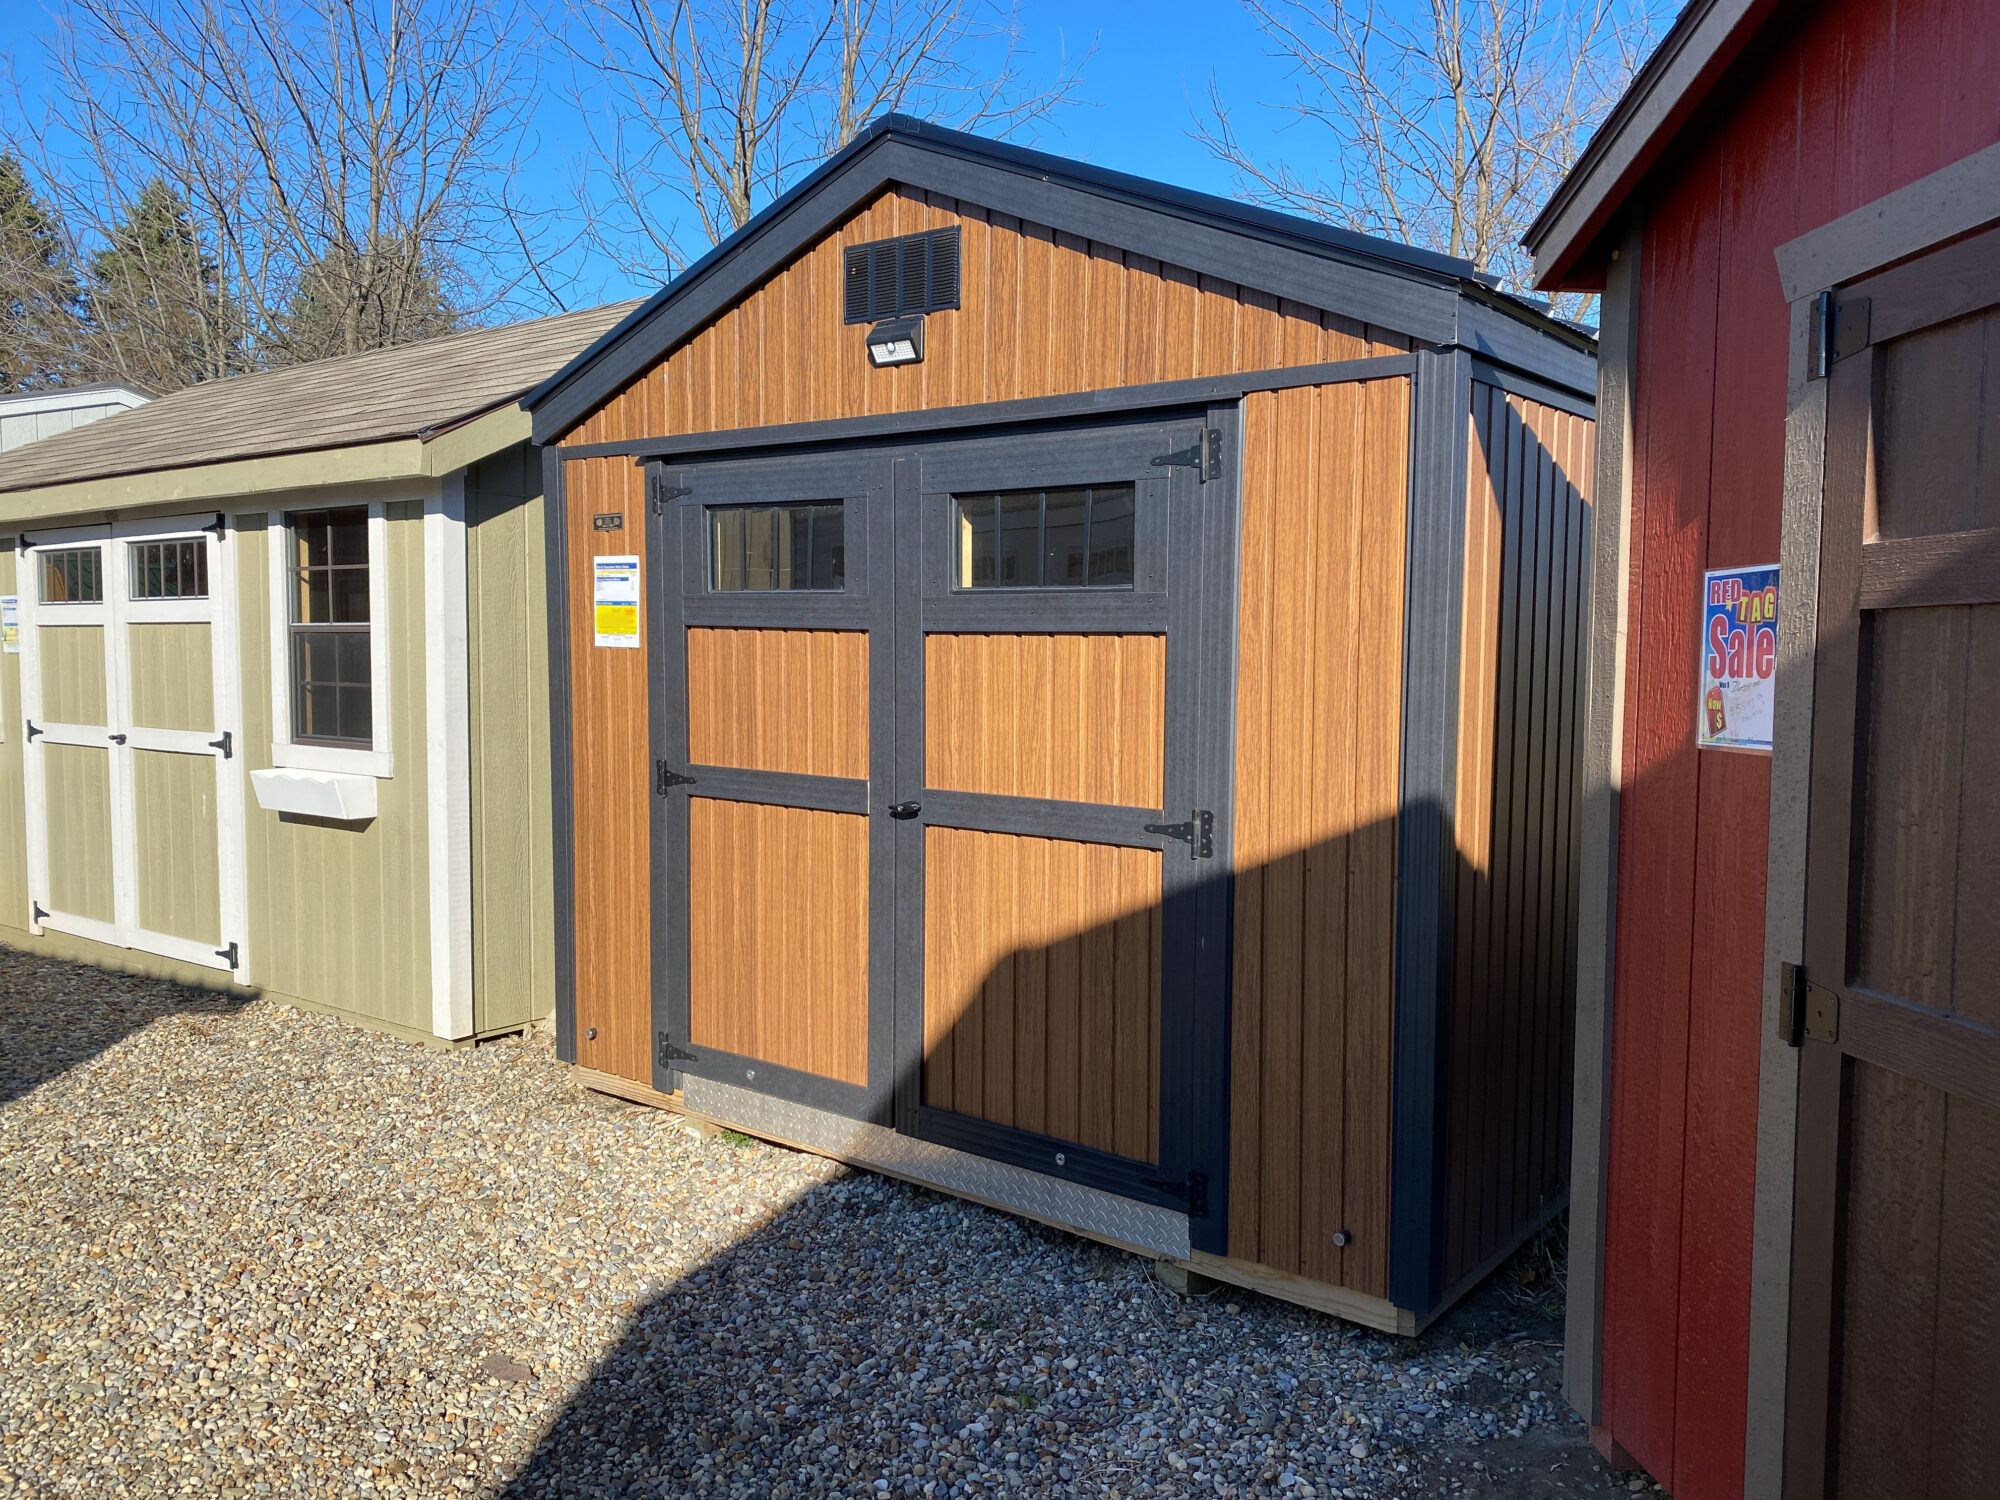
[
  {"xmin": 43, "ymin": 742, "xmax": 113, "ymax": 923},
  {"xmin": 687, "ymin": 628, "xmax": 868, "ymax": 779},
  {"xmin": 1228, "ymin": 377, "xmax": 1409, "ymax": 1298},
  {"xmin": 127, "ymin": 623, "xmax": 214, "ymax": 733},
  {"xmin": 39, "ymin": 625, "xmax": 106, "ymax": 726},
  {"xmin": 132, "ymin": 748, "xmax": 220, "ymax": 945},
  {"xmin": 565, "ymin": 455, "xmax": 652, "ymax": 1084},
  {"xmin": 925, "ymin": 633, "xmax": 1165, "ymax": 807},
  {"xmin": 1442, "ymin": 386, "xmax": 1594, "ymax": 1295},
  {"xmin": 560, "ymin": 188, "xmax": 1412, "ymax": 445},
  {"xmin": 923, "ymin": 826, "xmax": 1162, "ymax": 1164},
  {"xmin": 687, "ymin": 798, "xmax": 868, "ymax": 1085}
]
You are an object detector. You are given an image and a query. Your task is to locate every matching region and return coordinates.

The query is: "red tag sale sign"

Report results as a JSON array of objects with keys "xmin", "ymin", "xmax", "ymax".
[{"xmin": 1699, "ymin": 564, "xmax": 1779, "ymax": 752}]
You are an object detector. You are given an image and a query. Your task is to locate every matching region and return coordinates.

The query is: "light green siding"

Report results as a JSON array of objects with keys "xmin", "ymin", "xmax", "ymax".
[
  {"xmin": 129, "ymin": 623, "xmax": 215, "ymax": 732},
  {"xmin": 466, "ymin": 445, "xmax": 555, "ymax": 1033},
  {"xmin": 239, "ymin": 506, "xmax": 432, "ymax": 1030},
  {"xmin": 41, "ymin": 625, "xmax": 107, "ymax": 725},
  {"xmin": 134, "ymin": 749, "xmax": 220, "ymax": 944},
  {"xmin": 0, "ymin": 550, "xmax": 27, "ymax": 930},
  {"xmin": 44, "ymin": 742, "xmax": 114, "ymax": 922}
]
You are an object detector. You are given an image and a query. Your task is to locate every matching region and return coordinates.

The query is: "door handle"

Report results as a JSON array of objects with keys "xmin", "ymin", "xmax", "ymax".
[
  {"xmin": 889, "ymin": 801, "xmax": 922, "ymax": 820},
  {"xmin": 109, "ymin": 733, "xmax": 127, "ymax": 745}
]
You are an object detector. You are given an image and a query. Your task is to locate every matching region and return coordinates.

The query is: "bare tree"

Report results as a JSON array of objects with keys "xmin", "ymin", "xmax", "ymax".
[
  {"xmin": 12, "ymin": 0, "xmax": 549, "ymax": 385},
  {"xmin": 1196, "ymin": 0, "xmax": 1663, "ymax": 317},
  {"xmin": 562, "ymin": 0, "xmax": 1086, "ymax": 285}
]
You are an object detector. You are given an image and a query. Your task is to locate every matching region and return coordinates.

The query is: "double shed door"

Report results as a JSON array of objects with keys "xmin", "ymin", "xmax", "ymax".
[
  {"xmin": 19, "ymin": 515, "xmax": 246, "ymax": 976},
  {"xmin": 649, "ymin": 417, "xmax": 1233, "ymax": 1223},
  {"xmin": 1784, "ymin": 223, "xmax": 2000, "ymax": 1496}
]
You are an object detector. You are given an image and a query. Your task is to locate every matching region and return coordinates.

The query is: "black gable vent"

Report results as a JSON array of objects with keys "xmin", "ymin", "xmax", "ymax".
[{"xmin": 843, "ymin": 227, "xmax": 962, "ymax": 324}]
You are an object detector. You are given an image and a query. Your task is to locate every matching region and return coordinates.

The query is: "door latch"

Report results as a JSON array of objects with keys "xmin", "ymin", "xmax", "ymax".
[
  {"xmin": 1141, "ymin": 1170, "xmax": 1210, "ymax": 1219},
  {"xmin": 108, "ymin": 733, "xmax": 127, "ymax": 745},
  {"xmin": 1144, "ymin": 809, "xmax": 1214, "ymax": 859},
  {"xmin": 655, "ymin": 762, "xmax": 697, "ymax": 796},
  {"xmin": 889, "ymin": 801, "xmax": 922, "ymax": 820},
  {"xmin": 1780, "ymin": 961, "xmax": 1841, "ymax": 1046},
  {"xmin": 1151, "ymin": 428, "xmax": 1223, "ymax": 481}
]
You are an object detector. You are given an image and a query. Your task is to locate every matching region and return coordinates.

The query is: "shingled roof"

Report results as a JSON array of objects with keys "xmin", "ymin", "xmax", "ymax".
[{"xmin": 0, "ymin": 303, "xmax": 637, "ymax": 495}]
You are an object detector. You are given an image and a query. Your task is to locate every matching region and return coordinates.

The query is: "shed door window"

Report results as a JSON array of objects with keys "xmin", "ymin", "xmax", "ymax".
[
  {"xmin": 129, "ymin": 538, "xmax": 208, "ymax": 600},
  {"xmin": 708, "ymin": 503, "xmax": 845, "ymax": 591},
  {"xmin": 954, "ymin": 485, "xmax": 1136, "ymax": 589},
  {"xmin": 39, "ymin": 547, "xmax": 104, "ymax": 603},
  {"xmin": 288, "ymin": 507, "xmax": 371, "ymax": 745}
]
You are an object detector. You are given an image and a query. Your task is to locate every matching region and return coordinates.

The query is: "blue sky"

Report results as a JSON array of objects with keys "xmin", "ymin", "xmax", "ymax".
[{"xmin": 0, "ymin": 0, "xmax": 1348, "ymax": 307}]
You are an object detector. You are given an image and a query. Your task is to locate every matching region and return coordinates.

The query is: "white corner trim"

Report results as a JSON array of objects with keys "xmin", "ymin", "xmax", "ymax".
[
  {"xmin": 424, "ymin": 476, "xmax": 474, "ymax": 1041},
  {"xmin": 265, "ymin": 500, "xmax": 395, "ymax": 774}
]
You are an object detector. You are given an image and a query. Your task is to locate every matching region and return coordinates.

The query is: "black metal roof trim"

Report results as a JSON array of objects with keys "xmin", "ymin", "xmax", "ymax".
[{"xmin": 524, "ymin": 114, "xmax": 1590, "ymax": 442}]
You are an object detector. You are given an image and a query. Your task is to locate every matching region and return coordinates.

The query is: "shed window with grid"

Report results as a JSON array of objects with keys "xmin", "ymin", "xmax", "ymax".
[{"xmin": 287, "ymin": 507, "xmax": 371, "ymax": 745}]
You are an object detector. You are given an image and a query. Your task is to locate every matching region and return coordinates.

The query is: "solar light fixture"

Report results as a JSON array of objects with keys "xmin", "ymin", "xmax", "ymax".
[{"xmin": 865, "ymin": 315, "xmax": 925, "ymax": 367}]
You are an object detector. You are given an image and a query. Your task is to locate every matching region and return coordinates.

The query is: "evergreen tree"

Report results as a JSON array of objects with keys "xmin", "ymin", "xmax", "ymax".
[
  {"xmin": 87, "ymin": 180, "xmax": 247, "ymax": 391},
  {"xmin": 0, "ymin": 156, "xmax": 89, "ymax": 393},
  {"xmin": 275, "ymin": 235, "xmax": 461, "ymax": 365}
]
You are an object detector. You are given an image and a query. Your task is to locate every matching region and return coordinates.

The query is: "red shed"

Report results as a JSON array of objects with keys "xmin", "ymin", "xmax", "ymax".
[{"xmin": 1525, "ymin": 1, "xmax": 2000, "ymax": 1497}]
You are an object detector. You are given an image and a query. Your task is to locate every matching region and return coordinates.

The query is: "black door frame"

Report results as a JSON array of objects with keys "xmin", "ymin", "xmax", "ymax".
[{"xmin": 643, "ymin": 406, "xmax": 1241, "ymax": 1249}]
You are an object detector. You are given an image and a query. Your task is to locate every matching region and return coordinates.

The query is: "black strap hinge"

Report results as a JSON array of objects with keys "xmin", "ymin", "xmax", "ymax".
[
  {"xmin": 656, "ymin": 762, "xmax": 697, "ymax": 796},
  {"xmin": 24, "ymin": 720, "xmax": 41, "ymax": 742},
  {"xmin": 1811, "ymin": 290, "xmax": 1871, "ymax": 379},
  {"xmin": 658, "ymin": 1033, "xmax": 698, "ymax": 1066},
  {"xmin": 1151, "ymin": 428, "xmax": 1222, "ymax": 481},
  {"xmin": 1143, "ymin": 808, "xmax": 1214, "ymax": 859},
  {"xmin": 1780, "ymin": 961, "xmax": 1840, "ymax": 1046},
  {"xmin": 1141, "ymin": 1170, "xmax": 1209, "ymax": 1219},
  {"xmin": 203, "ymin": 513, "xmax": 227, "ymax": 539},
  {"xmin": 31, "ymin": 901, "xmax": 48, "ymax": 922},
  {"xmin": 215, "ymin": 941, "xmax": 239, "ymax": 969},
  {"xmin": 208, "ymin": 731, "xmax": 232, "ymax": 759},
  {"xmin": 649, "ymin": 478, "xmax": 694, "ymax": 516}
]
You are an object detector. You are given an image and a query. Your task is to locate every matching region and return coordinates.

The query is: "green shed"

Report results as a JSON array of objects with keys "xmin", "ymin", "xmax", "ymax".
[{"xmin": 0, "ymin": 305, "xmax": 633, "ymax": 1045}]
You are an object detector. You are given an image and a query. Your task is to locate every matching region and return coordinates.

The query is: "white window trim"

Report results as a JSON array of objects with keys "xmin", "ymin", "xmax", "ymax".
[
  {"xmin": 266, "ymin": 501, "xmax": 394, "ymax": 779},
  {"xmin": 424, "ymin": 476, "xmax": 474, "ymax": 1039}
]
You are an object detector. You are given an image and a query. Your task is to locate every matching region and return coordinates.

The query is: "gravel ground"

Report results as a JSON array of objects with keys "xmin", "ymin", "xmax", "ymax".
[{"xmin": 0, "ymin": 949, "xmax": 1664, "ymax": 1499}]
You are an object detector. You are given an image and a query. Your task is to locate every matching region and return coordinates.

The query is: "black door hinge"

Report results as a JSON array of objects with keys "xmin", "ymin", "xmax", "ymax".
[
  {"xmin": 1811, "ymin": 290, "xmax": 1871, "ymax": 380},
  {"xmin": 1144, "ymin": 808, "xmax": 1214, "ymax": 859},
  {"xmin": 203, "ymin": 513, "xmax": 227, "ymax": 539},
  {"xmin": 31, "ymin": 901, "xmax": 48, "ymax": 922},
  {"xmin": 656, "ymin": 762, "xmax": 697, "ymax": 796},
  {"xmin": 658, "ymin": 1033, "xmax": 698, "ymax": 1066},
  {"xmin": 24, "ymin": 720, "xmax": 41, "ymax": 742},
  {"xmin": 648, "ymin": 476, "xmax": 694, "ymax": 516},
  {"xmin": 208, "ymin": 731, "xmax": 232, "ymax": 759},
  {"xmin": 1780, "ymin": 961, "xmax": 1840, "ymax": 1046},
  {"xmin": 215, "ymin": 941, "xmax": 239, "ymax": 969},
  {"xmin": 1142, "ymin": 1170, "xmax": 1210, "ymax": 1219},
  {"xmin": 1151, "ymin": 428, "xmax": 1222, "ymax": 481}
]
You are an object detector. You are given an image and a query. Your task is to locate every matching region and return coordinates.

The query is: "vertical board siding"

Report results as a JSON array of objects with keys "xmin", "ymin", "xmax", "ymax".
[
  {"xmin": 1443, "ymin": 385, "xmax": 1594, "ymax": 1293},
  {"xmin": 687, "ymin": 798, "xmax": 869, "ymax": 1084},
  {"xmin": 1229, "ymin": 377, "xmax": 1409, "ymax": 1298},
  {"xmin": 40, "ymin": 626, "xmax": 107, "ymax": 726},
  {"xmin": 686, "ymin": 628, "xmax": 869, "ymax": 779},
  {"xmin": 922, "ymin": 826, "xmax": 1163, "ymax": 1164},
  {"xmin": 240, "ymin": 507, "xmax": 432, "ymax": 1030},
  {"xmin": 43, "ymin": 742, "xmax": 114, "ymax": 923},
  {"xmin": 467, "ymin": 446, "xmax": 558, "ymax": 1035},
  {"xmin": 925, "ymin": 633, "xmax": 1166, "ymax": 808},
  {"xmin": 562, "ymin": 188, "xmax": 1412, "ymax": 445},
  {"xmin": 127, "ymin": 623, "xmax": 215, "ymax": 733},
  {"xmin": 565, "ymin": 455, "xmax": 653, "ymax": 1084},
  {"xmin": 133, "ymin": 749, "xmax": 221, "ymax": 945},
  {"xmin": 1599, "ymin": 0, "xmax": 2000, "ymax": 1489}
]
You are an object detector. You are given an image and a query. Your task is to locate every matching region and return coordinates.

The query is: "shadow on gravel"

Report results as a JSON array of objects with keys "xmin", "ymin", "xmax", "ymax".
[{"xmin": 0, "ymin": 943, "xmax": 254, "ymax": 1107}]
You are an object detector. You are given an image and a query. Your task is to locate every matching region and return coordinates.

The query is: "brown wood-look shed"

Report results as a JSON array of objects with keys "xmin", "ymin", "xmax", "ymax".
[{"xmin": 525, "ymin": 117, "xmax": 1595, "ymax": 1331}]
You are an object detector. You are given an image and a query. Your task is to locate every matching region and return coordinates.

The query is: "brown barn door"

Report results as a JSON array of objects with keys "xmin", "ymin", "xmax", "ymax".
[
  {"xmin": 1785, "ymin": 225, "xmax": 2000, "ymax": 1499},
  {"xmin": 890, "ymin": 417, "xmax": 1237, "ymax": 1235},
  {"xmin": 649, "ymin": 450, "xmax": 899, "ymax": 1119}
]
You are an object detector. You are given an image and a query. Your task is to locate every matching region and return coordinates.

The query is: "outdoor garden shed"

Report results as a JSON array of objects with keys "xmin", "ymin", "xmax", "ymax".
[
  {"xmin": 1525, "ymin": 0, "xmax": 2000, "ymax": 1495},
  {"xmin": 527, "ymin": 117, "xmax": 1597, "ymax": 1332},
  {"xmin": 0, "ymin": 304, "xmax": 631, "ymax": 1045}
]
